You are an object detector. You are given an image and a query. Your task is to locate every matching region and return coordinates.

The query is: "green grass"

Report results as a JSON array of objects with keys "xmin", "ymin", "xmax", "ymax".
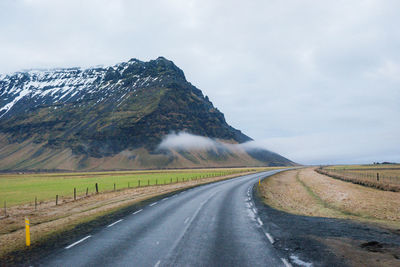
[{"xmin": 0, "ymin": 168, "xmax": 279, "ymax": 207}]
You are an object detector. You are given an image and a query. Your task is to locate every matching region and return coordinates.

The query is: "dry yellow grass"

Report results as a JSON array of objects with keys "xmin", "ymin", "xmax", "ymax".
[
  {"xmin": 260, "ymin": 168, "xmax": 400, "ymax": 229},
  {"xmin": 260, "ymin": 168, "xmax": 400, "ymax": 266}
]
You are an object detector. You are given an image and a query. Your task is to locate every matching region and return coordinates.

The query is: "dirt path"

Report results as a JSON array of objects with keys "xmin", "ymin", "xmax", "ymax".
[{"xmin": 257, "ymin": 168, "xmax": 400, "ymax": 266}]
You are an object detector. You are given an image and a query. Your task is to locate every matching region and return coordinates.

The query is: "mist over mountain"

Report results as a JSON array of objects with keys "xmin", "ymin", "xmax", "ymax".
[{"xmin": 0, "ymin": 57, "xmax": 294, "ymax": 170}]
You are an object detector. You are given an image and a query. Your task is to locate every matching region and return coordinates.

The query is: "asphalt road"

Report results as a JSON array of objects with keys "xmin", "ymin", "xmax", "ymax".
[{"xmin": 39, "ymin": 170, "xmax": 290, "ymax": 267}]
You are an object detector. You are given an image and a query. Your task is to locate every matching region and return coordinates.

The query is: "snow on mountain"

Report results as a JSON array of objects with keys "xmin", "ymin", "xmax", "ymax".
[{"xmin": 0, "ymin": 58, "xmax": 171, "ymax": 119}]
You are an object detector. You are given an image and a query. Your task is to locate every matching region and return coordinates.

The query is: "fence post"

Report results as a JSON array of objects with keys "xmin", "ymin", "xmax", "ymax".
[
  {"xmin": 25, "ymin": 218, "xmax": 30, "ymax": 247},
  {"xmin": 377, "ymin": 173, "xmax": 379, "ymax": 181},
  {"xmin": 56, "ymin": 195, "xmax": 58, "ymax": 206},
  {"xmin": 114, "ymin": 183, "xmax": 116, "ymax": 191},
  {"xmin": 86, "ymin": 187, "xmax": 88, "ymax": 196},
  {"xmin": 170, "ymin": 178, "xmax": 172, "ymax": 184},
  {"xmin": 35, "ymin": 197, "xmax": 37, "ymax": 211},
  {"xmin": 95, "ymin": 183, "xmax": 99, "ymax": 194},
  {"xmin": 3, "ymin": 201, "xmax": 6, "ymax": 217},
  {"xmin": 74, "ymin": 188, "xmax": 76, "ymax": 201}
]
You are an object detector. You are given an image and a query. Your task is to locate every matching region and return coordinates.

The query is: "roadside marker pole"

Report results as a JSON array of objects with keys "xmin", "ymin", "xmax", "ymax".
[
  {"xmin": 259, "ymin": 178, "xmax": 261, "ymax": 186},
  {"xmin": 25, "ymin": 218, "xmax": 30, "ymax": 247}
]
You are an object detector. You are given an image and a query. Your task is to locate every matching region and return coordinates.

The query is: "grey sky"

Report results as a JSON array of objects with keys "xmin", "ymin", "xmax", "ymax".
[{"xmin": 0, "ymin": 0, "xmax": 399, "ymax": 164}]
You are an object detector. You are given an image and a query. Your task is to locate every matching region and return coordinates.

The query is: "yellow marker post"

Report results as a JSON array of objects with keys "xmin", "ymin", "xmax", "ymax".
[
  {"xmin": 259, "ymin": 178, "xmax": 261, "ymax": 186},
  {"xmin": 25, "ymin": 218, "xmax": 30, "ymax": 247}
]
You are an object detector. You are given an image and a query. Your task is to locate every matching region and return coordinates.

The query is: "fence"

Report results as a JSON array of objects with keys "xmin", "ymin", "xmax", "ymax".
[{"xmin": 317, "ymin": 167, "xmax": 400, "ymax": 192}]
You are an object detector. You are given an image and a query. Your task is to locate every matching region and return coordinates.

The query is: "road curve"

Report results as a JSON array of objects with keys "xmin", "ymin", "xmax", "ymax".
[{"xmin": 39, "ymin": 170, "xmax": 289, "ymax": 267}]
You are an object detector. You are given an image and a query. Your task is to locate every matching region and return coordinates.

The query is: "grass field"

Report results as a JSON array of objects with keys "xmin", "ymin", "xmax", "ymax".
[
  {"xmin": 260, "ymin": 168, "xmax": 400, "ymax": 228},
  {"xmin": 320, "ymin": 164, "xmax": 400, "ymax": 191},
  {"xmin": 259, "ymin": 168, "xmax": 400, "ymax": 266},
  {"xmin": 0, "ymin": 168, "xmax": 275, "ymax": 207}
]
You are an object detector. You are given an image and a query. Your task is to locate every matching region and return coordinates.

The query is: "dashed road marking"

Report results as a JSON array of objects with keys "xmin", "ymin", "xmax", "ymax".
[
  {"xmin": 281, "ymin": 258, "xmax": 292, "ymax": 267},
  {"xmin": 132, "ymin": 209, "xmax": 143, "ymax": 215},
  {"xmin": 184, "ymin": 217, "xmax": 190, "ymax": 224},
  {"xmin": 65, "ymin": 235, "xmax": 91, "ymax": 249},
  {"xmin": 265, "ymin": 232, "xmax": 274, "ymax": 244},
  {"xmin": 252, "ymin": 208, "xmax": 257, "ymax": 214},
  {"xmin": 107, "ymin": 219, "xmax": 123, "ymax": 228},
  {"xmin": 257, "ymin": 217, "xmax": 263, "ymax": 226},
  {"xmin": 154, "ymin": 260, "xmax": 161, "ymax": 267},
  {"xmin": 150, "ymin": 202, "xmax": 158, "ymax": 206},
  {"xmin": 162, "ymin": 197, "xmax": 169, "ymax": 201}
]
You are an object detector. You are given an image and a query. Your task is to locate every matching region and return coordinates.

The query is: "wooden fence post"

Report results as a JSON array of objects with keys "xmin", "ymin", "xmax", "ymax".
[
  {"xmin": 74, "ymin": 188, "xmax": 76, "ymax": 201},
  {"xmin": 4, "ymin": 201, "xmax": 6, "ymax": 217},
  {"xmin": 35, "ymin": 197, "xmax": 37, "ymax": 210},
  {"xmin": 56, "ymin": 195, "xmax": 58, "ymax": 205},
  {"xmin": 377, "ymin": 173, "xmax": 379, "ymax": 181},
  {"xmin": 95, "ymin": 183, "xmax": 99, "ymax": 194},
  {"xmin": 114, "ymin": 183, "xmax": 116, "ymax": 191},
  {"xmin": 86, "ymin": 187, "xmax": 89, "ymax": 196}
]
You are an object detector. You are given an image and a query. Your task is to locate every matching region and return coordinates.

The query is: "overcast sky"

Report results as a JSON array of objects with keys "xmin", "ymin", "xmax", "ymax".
[{"xmin": 1, "ymin": 0, "xmax": 399, "ymax": 165}]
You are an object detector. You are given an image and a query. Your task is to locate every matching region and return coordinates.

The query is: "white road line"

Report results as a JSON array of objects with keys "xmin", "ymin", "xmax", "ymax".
[
  {"xmin": 281, "ymin": 258, "xmax": 292, "ymax": 267},
  {"xmin": 252, "ymin": 208, "xmax": 257, "ymax": 214},
  {"xmin": 150, "ymin": 202, "xmax": 158, "ymax": 206},
  {"xmin": 154, "ymin": 260, "xmax": 161, "ymax": 267},
  {"xmin": 265, "ymin": 232, "xmax": 274, "ymax": 244},
  {"xmin": 184, "ymin": 217, "xmax": 190, "ymax": 224},
  {"xmin": 162, "ymin": 197, "xmax": 169, "ymax": 201},
  {"xmin": 65, "ymin": 235, "xmax": 91, "ymax": 249},
  {"xmin": 107, "ymin": 219, "xmax": 123, "ymax": 228},
  {"xmin": 257, "ymin": 217, "xmax": 263, "ymax": 226},
  {"xmin": 132, "ymin": 209, "xmax": 143, "ymax": 215}
]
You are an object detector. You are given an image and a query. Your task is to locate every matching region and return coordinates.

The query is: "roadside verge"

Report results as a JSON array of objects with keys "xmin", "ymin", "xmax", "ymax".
[{"xmin": 254, "ymin": 168, "xmax": 400, "ymax": 266}]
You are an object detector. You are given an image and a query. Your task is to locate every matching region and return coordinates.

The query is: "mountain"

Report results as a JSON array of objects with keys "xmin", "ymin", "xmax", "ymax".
[{"xmin": 0, "ymin": 57, "xmax": 294, "ymax": 170}]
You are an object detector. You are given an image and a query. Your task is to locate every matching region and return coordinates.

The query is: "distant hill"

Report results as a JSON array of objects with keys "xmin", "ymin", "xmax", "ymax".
[{"xmin": 0, "ymin": 57, "xmax": 294, "ymax": 170}]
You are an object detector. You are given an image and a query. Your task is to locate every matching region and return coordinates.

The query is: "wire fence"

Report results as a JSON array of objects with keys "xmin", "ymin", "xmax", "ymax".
[
  {"xmin": 1, "ymin": 169, "xmax": 253, "ymax": 218},
  {"xmin": 317, "ymin": 167, "xmax": 400, "ymax": 192}
]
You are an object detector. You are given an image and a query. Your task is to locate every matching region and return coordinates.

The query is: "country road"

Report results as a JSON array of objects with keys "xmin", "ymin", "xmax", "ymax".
[{"xmin": 39, "ymin": 170, "xmax": 291, "ymax": 267}]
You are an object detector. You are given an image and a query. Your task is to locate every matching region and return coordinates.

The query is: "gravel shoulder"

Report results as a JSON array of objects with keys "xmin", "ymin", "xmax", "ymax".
[{"xmin": 255, "ymin": 168, "xmax": 400, "ymax": 266}]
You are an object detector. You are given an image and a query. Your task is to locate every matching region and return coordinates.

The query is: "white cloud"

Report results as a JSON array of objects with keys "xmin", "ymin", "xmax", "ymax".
[{"xmin": 158, "ymin": 132, "xmax": 217, "ymax": 151}]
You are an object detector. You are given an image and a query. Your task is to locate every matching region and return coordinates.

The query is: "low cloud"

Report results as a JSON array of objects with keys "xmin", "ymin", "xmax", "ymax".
[
  {"xmin": 158, "ymin": 132, "xmax": 218, "ymax": 150},
  {"xmin": 158, "ymin": 132, "xmax": 277, "ymax": 154}
]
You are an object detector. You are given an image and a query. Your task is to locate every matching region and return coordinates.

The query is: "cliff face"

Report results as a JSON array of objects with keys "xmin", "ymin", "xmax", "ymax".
[{"xmin": 0, "ymin": 57, "xmax": 294, "ymax": 170}]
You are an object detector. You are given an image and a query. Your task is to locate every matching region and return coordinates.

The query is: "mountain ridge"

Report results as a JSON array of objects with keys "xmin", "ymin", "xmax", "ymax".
[{"xmin": 0, "ymin": 57, "xmax": 294, "ymax": 170}]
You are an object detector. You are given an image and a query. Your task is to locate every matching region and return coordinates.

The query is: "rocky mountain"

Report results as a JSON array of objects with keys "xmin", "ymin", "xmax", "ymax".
[{"xmin": 0, "ymin": 57, "xmax": 294, "ymax": 170}]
